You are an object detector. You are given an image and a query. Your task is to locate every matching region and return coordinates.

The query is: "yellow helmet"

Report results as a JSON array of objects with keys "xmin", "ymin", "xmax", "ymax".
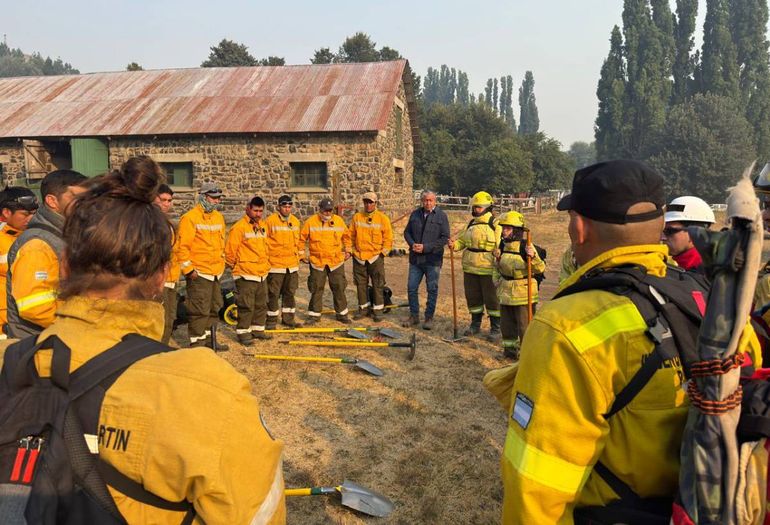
[
  {"xmin": 470, "ymin": 191, "xmax": 494, "ymax": 207},
  {"xmin": 498, "ymin": 210, "xmax": 525, "ymax": 228}
]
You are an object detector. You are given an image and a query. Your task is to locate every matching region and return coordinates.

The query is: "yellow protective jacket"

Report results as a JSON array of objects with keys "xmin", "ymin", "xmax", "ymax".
[
  {"xmin": 225, "ymin": 215, "xmax": 270, "ymax": 279},
  {"xmin": 166, "ymin": 221, "xmax": 181, "ymax": 285},
  {"xmin": 177, "ymin": 204, "xmax": 226, "ymax": 277},
  {"xmin": 755, "ymin": 267, "xmax": 770, "ymax": 309},
  {"xmin": 265, "ymin": 212, "xmax": 301, "ymax": 272},
  {"xmin": 453, "ymin": 212, "xmax": 502, "ymax": 275},
  {"xmin": 0, "ymin": 223, "xmax": 21, "ymax": 326},
  {"xmin": 298, "ymin": 214, "xmax": 351, "ymax": 271},
  {"xmin": 0, "ymin": 297, "xmax": 286, "ymax": 524},
  {"xmin": 499, "ymin": 244, "xmax": 762, "ymax": 525},
  {"xmin": 11, "ymin": 239, "xmax": 59, "ymax": 330},
  {"xmin": 493, "ymin": 240, "xmax": 546, "ymax": 306},
  {"xmin": 349, "ymin": 210, "xmax": 393, "ymax": 263}
]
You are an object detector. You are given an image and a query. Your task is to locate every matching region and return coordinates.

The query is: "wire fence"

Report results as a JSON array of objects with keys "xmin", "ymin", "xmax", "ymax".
[{"xmin": 413, "ymin": 192, "xmax": 562, "ymax": 214}]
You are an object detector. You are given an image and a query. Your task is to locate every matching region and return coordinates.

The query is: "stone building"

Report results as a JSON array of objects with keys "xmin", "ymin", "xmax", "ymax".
[{"xmin": 0, "ymin": 60, "xmax": 418, "ymax": 220}]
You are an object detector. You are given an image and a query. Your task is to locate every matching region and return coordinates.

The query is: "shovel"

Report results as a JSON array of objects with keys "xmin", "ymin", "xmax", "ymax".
[
  {"xmin": 321, "ymin": 303, "xmax": 408, "ymax": 315},
  {"xmin": 285, "ymin": 480, "xmax": 394, "ymax": 517},
  {"xmin": 267, "ymin": 327, "xmax": 401, "ymax": 339},
  {"xmin": 285, "ymin": 333, "xmax": 417, "ymax": 360},
  {"xmin": 243, "ymin": 353, "xmax": 383, "ymax": 376},
  {"xmin": 443, "ymin": 247, "xmax": 465, "ymax": 343}
]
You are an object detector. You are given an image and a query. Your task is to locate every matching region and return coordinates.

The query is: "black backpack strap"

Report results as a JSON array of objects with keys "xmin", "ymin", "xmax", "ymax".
[{"xmin": 68, "ymin": 334, "xmax": 196, "ymax": 523}]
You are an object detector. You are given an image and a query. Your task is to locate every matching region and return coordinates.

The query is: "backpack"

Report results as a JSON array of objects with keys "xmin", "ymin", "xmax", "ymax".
[
  {"xmin": 554, "ymin": 264, "xmax": 709, "ymax": 525},
  {"xmin": 0, "ymin": 334, "xmax": 196, "ymax": 524}
]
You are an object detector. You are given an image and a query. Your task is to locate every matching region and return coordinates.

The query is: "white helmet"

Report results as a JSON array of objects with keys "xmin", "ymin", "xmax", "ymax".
[{"xmin": 664, "ymin": 196, "xmax": 715, "ymax": 225}]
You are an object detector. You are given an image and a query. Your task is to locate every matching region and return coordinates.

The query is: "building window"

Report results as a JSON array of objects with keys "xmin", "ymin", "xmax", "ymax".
[
  {"xmin": 160, "ymin": 162, "xmax": 194, "ymax": 188},
  {"xmin": 290, "ymin": 162, "xmax": 328, "ymax": 189},
  {"xmin": 395, "ymin": 106, "xmax": 404, "ymax": 158}
]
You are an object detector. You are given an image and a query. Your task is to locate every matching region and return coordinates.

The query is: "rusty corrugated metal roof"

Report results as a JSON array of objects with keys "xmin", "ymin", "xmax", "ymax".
[{"xmin": 0, "ymin": 60, "xmax": 415, "ymax": 139}]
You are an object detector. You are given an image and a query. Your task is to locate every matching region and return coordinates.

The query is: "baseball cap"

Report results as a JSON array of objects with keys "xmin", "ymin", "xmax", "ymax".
[
  {"xmin": 557, "ymin": 160, "xmax": 665, "ymax": 224},
  {"xmin": 318, "ymin": 197, "xmax": 334, "ymax": 211},
  {"xmin": 199, "ymin": 182, "xmax": 223, "ymax": 197},
  {"xmin": 362, "ymin": 191, "xmax": 378, "ymax": 202}
]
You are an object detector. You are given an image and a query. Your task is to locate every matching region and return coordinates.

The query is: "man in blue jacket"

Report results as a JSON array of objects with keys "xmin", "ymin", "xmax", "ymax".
[{"xmin": 403, "ymin": 190, "xmax": 450, "ymax": 330}]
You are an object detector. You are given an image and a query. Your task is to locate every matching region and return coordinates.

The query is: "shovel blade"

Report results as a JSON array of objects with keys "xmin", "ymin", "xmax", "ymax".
[
  {"xmin": 377, "ymin": 328, "xmax": 401, "ymax": 339},
  {"xmin": 345, "ymin": 329, "xmax": 368, "ymax": 340},
  {"xmin": 338, "ymin": 480, "xmax": 394, "ymax": 517},
  {"xmin": 354, "ymin": 359, "xmax": 384, "ymax": 377}
]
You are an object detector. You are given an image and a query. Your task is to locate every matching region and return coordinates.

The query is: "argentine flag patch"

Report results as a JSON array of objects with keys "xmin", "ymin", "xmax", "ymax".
[{"xmin": 512, "ymin": 392, "xmax": 534, "ymax": 430}]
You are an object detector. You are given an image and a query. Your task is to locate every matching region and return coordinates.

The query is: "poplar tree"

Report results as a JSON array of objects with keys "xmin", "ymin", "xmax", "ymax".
[
  {"xmin": 518, "ymin": 71, "xmax": 540, "ymax": 135},
  {"xmin": 457, "ymin": 72, "xmax": 470, "ymax": 106},
  {"xmin": 595, "ymin": 26, "xmax": 627, "ymax": 160},
  {"xmin": 650, "ymin": 0, "xmax": 675, "ymax": 103},
  {"xmin": 698, "ymin": 0, "xmax": 739, "ymax": 98},
  {"xmin": 484, "ymin": 79, "xmax": 494, "ymax": 108},
  {"xmin": 493, "ymin": 78, "xmax": 499, "ymax": 115},
  {"xmin": 672, "ymin": 0, "xmax": 698, "ymax": 104}
]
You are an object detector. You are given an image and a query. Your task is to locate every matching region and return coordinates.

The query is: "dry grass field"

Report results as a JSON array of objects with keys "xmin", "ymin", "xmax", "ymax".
[{"xmin": 169, "ymin": 210, "xmax": 574, "ymax": 524}]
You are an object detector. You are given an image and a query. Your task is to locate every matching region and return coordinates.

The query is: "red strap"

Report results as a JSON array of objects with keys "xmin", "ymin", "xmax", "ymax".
[
  {"xmin": 10, "ymin": 446, "xmax": 25, "ymax": 482},
  {"xmin": 691, "ymin": 291, "xmax": 706, "ymax": 316},
  {"xmin": 21, "ymin": 448, "xmax": 39, "ymax": 484}
]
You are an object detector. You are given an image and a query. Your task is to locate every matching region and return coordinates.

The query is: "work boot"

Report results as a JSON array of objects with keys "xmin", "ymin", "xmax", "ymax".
[
  {"xmin": 252, "ymin": 331, "xmax": 272, "ymax": 341},
  {"xmin": 422, "ymin": 317, "xmax": 434, "ymax": 330},
  {"xmin": 353, "ymin": 308, "xmax": 369, "ymax": 321},
  {"xmin": 464, "ymin": 313, "xmax": 483, "ymax": 336},
  {"xmin": 371, "ymin": 310, "xmax": 383, "ymax": 323},
  {"xmin": 336, "ymin": 314, "xmax": 352, "ymax": 325},
  {"xmin": 265, "ymin": 319, "xmax": 278, "ymax": 330},
  {"xmin": 282, "ymin": 317, "xmax": 302, "ymax": 328},
  {"xmin": 503, "ymin": 348, "xmax": 520, "ymax": 361},
  {"xmin": 402, "ymin": 314, "xmax": 420, "ymax": 328},
  {"xmin": 487, "ymin": 316, "xmax": 502, "ymax": 342},
  {"xmin": 304, "ymin": 316, "xmax": 320, "ymax": 326},
  {"xmin": 237, "ymin": 333, "xmax": 253, "ymax": 346}
]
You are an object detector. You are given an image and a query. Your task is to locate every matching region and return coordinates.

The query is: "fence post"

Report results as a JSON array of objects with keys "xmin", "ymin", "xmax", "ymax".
[{"xmin": 535, "ymin": 197, "xmax": 541, "ymax": 215}]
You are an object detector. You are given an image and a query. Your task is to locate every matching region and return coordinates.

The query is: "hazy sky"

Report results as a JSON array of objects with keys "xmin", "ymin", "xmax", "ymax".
[{"xmin": 3, "ymin": 1, "xmax": 650, "ymax": 147}]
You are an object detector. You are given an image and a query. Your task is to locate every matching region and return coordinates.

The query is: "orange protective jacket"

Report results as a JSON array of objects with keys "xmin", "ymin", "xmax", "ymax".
[
  {"xmin": 177, "ymin": 204, "xmax": 225, "ymax": 277},
  {"xmin": 11, "ymin": 239, "xmax": 59, "ymax": 330},
  {"xmin": 225, "ymin": 216, "xmax": 270, "ymax": 279},
  {"xmin": 165, "ymin": 222, "xmax": 181, "ymax": 285},
  {"xmin": 265, "ymin": 213, "xmax": 301, "ymax": 272},
  {"xmin": 349, "ymin": 210, "xmax": 393, "ymax": 263},
  {"xmin": 0, "ymin": 224, "xmax": 21, "ymax": 326},
  {"xmin": 299, "ymin": 214, "xmax": 351, "ymax": 271}
]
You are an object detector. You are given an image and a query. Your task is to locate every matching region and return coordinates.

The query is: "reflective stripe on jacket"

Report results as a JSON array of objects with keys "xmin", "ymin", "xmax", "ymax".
[
  {"xmin": 299, "ymin": 214, "xmax": 351, "ymax": 270},
  {"xmin": 225, "ymin": 215, "xmax": 270, "ymax": 279},
  {"xmin": 499, "ymin": 244, "xmax": 762, "ymax": 524},
  {"xmin": 177, "ymin": 204, "xmax": 225, "ymax": 276},
  {"xmin": 166, "ymin": 221, "xmax": 181, "ymax": 285},
  {"xmin": 350, "ymin": 210, "xmax": 393, "ymax": 262},
  {"xmin": 0, "ymin": 224, "xmax": 20, "ymax": 326},
  {"xmin": 265, "ymin": 213, "xmax": 301, "ymax": 271},
  {"xmin": 493, "ymin": 240, "xmax": 545, "ymax": 306},
  {"xmin": 10, "ymin": 239, "xmax": 59, "ymax": 333},
  {"xmin": 0, "ymin": 297, "xmax": 286, "ymax": 524},
  {"xmin": 454, "ymin": 212, "xmax": 501, "ymax": 274}
]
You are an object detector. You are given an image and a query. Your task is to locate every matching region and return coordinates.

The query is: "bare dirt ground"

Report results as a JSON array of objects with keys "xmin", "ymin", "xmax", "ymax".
[{"xmin": 172, "ymin": 210, "xmax": 572, "ymax": 524}]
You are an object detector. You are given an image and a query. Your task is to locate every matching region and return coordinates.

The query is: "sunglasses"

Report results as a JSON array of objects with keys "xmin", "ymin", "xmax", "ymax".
[
  {"xmin": 363, "ymin": 199, "xmax": 375, "ymax": 204},
  {"xmin": 662, "ymin": 226, "xmax": 687, "ymax": 236}
]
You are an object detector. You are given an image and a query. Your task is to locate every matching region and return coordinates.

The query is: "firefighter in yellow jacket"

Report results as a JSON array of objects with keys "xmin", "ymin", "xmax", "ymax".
[
  {"xmin": 299, "ymin": 198, "xmax": 352, "ymax": 324},
  {"xmin": 0, "ymin": 164, "xmax": 285, "ymax": 524},
  {"xmin": 177, "ymin": 182, "xmax": 227, "ymax": 350},
  {"xmin": 265, "ymin": 194, "xmax": 302, "ymax": 329},
  {"xmin": 493, "ymin": 211, "xmax": 545, "ymax": 359},
  {"xmin": 225, "ymin": 196, "xmax": 272, "ymax": 345},
  {"xmin": 0, "ymin": 187, "xmax": 38, "ymax": 332},
  {"xmin": 7, "ymin": 169, "xmax": 87, "ymax": 338},
  {"xmin": 154, "ymin": 183, "xmax": 181, "ymax": 345},
  {"xmin": 349, "ymin": 191, "xmax": 393, "ymax": 321},
  {"xmin": 448, "ymin": 191, "xmax": 502, "ymax": 338},
  {"xmin": 498, "ymin": 160, "xmax": 762, "ymax": 524}
]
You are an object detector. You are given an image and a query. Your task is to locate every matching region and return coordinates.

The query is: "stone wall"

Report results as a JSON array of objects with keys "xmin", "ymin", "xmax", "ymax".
[{"xmin": 0, "ymin": 141, "xmax": 27, "ymax": 184}]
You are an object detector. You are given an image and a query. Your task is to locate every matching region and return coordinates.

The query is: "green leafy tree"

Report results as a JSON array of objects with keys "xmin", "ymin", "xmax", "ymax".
[
  {"xmin": 672, "ymin": 0, "xmax": 698, "ymax": 103},
  {"xmin": 378, "ymin": 46, "xmax": 402, "ymax": 61},
  {"xmin": 463, "ymin": 138, "xmax": 534, "ymax": 194},
  {"xmin": 648, "ymin": 93, "xmax": 755, "ymax": 202},
  {"xmin": 457, "ymin": 71, "xmax": 470, "ymax": 106},
  {"xmin": 524, "ymin": 133, "xmax": 574, "ymax": 192},
  {"xmin": 201, "ymin": 39, "xmax": 257, "ymax": 67},
  {"xmin": 258, "ymin": 56, "xmax": 285, "ymax": 66},
  {"xmin": 595, "ymin": 26, "xmax": 627, "ymax": 160},
  {"xmin": 568, "ymin": 141, "xmax": 597, "ymax": 169},
  {"xmin": 697, "ymin": 0, "xmax": 739, "ymax": 98},
  {"xmin": 650, "ymin": 0, "xmax": 675, "ymax": 104},
  {"xmin": 337, "ymin": 32, "xmax": 380, "ymax": 63},
  {"xmin": 311, "ymin": 47, "xmax": 335, "ymax": 64},
  {"xmin": 492, "ymin": 78, "xmax": 499, "ymax": 114},
  {"xmin": 126, "ymin": 62, "xmax": 143, "ymax": 71},
  {"xmin": 484, "ymin": 79, "xmax": 493, "ymax": 108},
  {"xmin": 518, "ymin": 71, "xmax": 540, "ymax": 135}
]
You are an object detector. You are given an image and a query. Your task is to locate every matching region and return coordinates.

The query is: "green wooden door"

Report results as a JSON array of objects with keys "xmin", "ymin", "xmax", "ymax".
[{"xmin": 71, "ymin": 138, "xmax": 109, "ymax": 177}]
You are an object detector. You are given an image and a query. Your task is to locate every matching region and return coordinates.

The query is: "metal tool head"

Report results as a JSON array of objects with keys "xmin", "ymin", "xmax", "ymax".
[
  {"xmin": 338, "ymin": 480, "xmax": 395, "ymax": 517},
  {"xmin": 441, "ymin": 328, "xmax": 466, "ymax": 344},
  {"xmin": 377, "ymin": 328, "xmax": 401, "ymax": 339},
  {"xmin": 354, "ymin": 359, "xmax": 384, "ymax": 376},
  {"xmin": 408, "ymin": 333, "xmax": 417, "ymax": 360},
  {"xmin": 345, "ymin": 329, "xmax": 369, "ymax": 340}
]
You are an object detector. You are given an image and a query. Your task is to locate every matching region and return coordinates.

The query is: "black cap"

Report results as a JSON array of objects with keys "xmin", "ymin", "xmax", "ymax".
[
  {"xmin": 318, "ymin": 197, "xmax": 334, "ymax": 211},
  {"xmin": 557, "ymin": 160, "xmax": 665, "ymax": 224},
  {"xmin": 278, "ymin": 194, "xmax": 293, "ymax": 206}
]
